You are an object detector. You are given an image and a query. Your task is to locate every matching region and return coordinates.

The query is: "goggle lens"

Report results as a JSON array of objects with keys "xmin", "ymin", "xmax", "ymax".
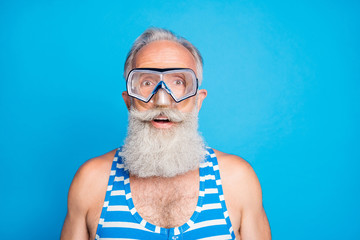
[{"xmin": 127, "ymin": 69, "xmax": 198, "ymax": 103}]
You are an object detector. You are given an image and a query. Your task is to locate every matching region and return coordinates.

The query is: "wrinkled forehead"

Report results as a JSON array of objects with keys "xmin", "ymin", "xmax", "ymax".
[{"xmin": 134, "ymin": 40, "xmax": 197, "ymax": 77}]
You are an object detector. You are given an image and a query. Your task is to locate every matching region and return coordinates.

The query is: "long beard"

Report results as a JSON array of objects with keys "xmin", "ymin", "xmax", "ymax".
[{"xmin": 119, "ymin": 107, "xmax": 207, "ymax": 178}]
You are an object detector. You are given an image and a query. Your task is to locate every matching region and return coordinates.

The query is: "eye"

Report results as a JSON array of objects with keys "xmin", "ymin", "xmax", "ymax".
[
  {"xmin": 174, "ymin": 79, "xmax": 185, "ymax": 85},
  {"xmin": 141, "ymin": 80, "xmax": 154, "ymax": 87}
]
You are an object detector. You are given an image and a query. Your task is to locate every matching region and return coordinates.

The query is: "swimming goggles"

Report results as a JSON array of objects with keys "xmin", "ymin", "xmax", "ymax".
[{"xmin": 126, "ymin": 68, "xmax": 198, "ymax": 103}]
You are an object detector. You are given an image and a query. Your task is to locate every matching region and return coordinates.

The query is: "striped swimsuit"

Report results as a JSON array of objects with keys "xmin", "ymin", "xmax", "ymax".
[{"xmin": 95, "ymin": 147, "xmax": 235, "ymax": 240}]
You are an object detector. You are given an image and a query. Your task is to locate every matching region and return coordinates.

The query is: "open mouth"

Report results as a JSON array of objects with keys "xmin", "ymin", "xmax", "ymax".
[
  {"xmin": 154, "ymin": 118, "xmax": 170, "ymax": 123},
  {"xmin": 153, "ymin": 117, "xmax": 171, "ymax": 123},
  {"xmin": 151, "ymin": 116, "xmax": 174, "ymax": 129}
]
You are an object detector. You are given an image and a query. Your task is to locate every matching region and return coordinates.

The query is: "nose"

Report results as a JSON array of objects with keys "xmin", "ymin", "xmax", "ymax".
[{"xmin": 152, "ymin": 88, "xmax": 172, "ymax": 107}]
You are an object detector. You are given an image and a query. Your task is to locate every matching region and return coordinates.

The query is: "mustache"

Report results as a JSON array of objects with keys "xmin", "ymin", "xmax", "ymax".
[{"xmin": 130, "ymin": 108, "xmax": 186, "ymax": 123}]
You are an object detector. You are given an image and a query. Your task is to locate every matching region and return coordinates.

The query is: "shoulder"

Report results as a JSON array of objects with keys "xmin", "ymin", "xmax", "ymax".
[
  {"xmin": 61, "ymin": 149, "xmax": 117, "ymax": 239},
  {"xmin": 213, "ymin": 149, "xmax": 270, "ymax": 238},
  {"xmin": 213, "ymin": 149, "xmax": 257, "ymax": 183},
  {"xmin": 213, "ymin": 149, "xmax": 262, "ymax": 208},
  {"xmin": 67, "ymin": 149, "xmax": 117, "ymax": 215},
  {"xmin": 74, "ymin": 149, "xmax": 117, "ymax": 184}
]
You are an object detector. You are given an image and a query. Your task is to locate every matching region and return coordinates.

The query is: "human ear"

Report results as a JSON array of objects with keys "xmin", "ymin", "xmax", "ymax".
[
  {"xmin": 196, "ymin": 89, "xmax": 207, "ymax": 112},
  {"xmin": 122, "ymin": 91, "xmax": 131, "ymax": 111}
]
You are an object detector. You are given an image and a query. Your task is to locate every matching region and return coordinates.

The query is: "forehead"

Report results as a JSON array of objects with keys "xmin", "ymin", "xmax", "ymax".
[{"xmin": 134, "ymin": 40, "xmax": 197, "ymax": 73}]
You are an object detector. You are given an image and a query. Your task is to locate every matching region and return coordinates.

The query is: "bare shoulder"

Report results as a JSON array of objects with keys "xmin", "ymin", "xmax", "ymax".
[
  {"xmin": 214, "ymin": 148, "xmax": 263, "ymax": 207},
  {"xmin": 75, "ymin": 149, "xmax": 117, "ymax": 183},
  {"xmin": 213, "ymin": 149, "xmax": 250, "ymax": 170},
  {"xmin": 68, "ymin": 149, "xmax": 117, "ymax": 211},
  {"xmin": 213, "ymin": 149, "xmax": 271, "ymax": 239},
  {"xmin": 214, "ymin": 149, "xmax": 259, "ymax": 191},
  {"xmin": 61, "ymin": 149, "xmax": 117, "ymax": 239}
]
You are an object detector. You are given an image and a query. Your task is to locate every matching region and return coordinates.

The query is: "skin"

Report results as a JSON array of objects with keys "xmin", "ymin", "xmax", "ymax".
[{"xmin": 61, "ymin": 40, "xmax": 271, "ymax": 240}]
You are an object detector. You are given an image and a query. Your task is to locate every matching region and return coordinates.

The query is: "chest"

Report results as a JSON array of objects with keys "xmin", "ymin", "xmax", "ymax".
[{"xmin": 130, "ymin": 173, "xmax": 199, "ymax": 228}]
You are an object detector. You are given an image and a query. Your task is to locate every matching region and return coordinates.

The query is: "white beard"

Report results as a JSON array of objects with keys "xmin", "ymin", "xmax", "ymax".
[{"xmin": 119, "ymin": 107, "xmax": 207, "ymax": 178}]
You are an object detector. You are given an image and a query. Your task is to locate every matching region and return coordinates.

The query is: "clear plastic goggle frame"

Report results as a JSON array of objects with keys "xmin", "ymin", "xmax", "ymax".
[{"xmin": 126, "ymin": 68, "xmax": 199, "ymax": 103}]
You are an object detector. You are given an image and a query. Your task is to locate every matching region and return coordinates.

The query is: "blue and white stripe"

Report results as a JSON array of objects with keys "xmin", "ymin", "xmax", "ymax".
[{"xmin": 95, "ymin": 147, "xmax": 235, "ymax": 240}]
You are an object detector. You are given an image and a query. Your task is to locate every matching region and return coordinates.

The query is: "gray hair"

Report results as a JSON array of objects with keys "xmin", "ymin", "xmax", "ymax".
[{"xmin": 124, "ymin": 28, "xmax": 203, "ymax": 84}]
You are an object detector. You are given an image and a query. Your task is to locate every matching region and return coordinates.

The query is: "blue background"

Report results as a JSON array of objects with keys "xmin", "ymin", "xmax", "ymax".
[{"xmin": 1, "ymin": 0, "xmax": 359, "ymax": 239}]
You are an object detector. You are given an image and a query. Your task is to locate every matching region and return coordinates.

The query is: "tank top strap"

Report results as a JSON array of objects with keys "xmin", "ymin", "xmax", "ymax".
[
  {"xmin": 95, "ymin": 147, "xmax": 130, "ymax": 239},
  {"xmin": 199, "ymin": 147, "xmax": 236, "ymax": 239}
]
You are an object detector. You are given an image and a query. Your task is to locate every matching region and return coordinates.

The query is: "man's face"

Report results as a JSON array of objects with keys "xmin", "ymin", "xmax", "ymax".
[
  {"xmin": 123, "ymin": 40, "xmax": 207, "ymax": 129},
  {"xmin": 120, "ymin": 40, "xmax": 208, "ymax": 177}
]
